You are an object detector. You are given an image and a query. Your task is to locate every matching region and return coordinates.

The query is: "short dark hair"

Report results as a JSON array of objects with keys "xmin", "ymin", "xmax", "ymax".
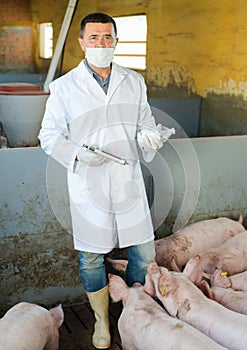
[{"xmin": 80, "ymin": 13, "xmax": 117, "ymax": 38}]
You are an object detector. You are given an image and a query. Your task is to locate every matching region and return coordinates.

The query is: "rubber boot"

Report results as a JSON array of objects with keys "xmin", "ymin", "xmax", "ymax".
[{"xmin": 87, "ymin": 286, "xmax": 111, "ymax": 349}]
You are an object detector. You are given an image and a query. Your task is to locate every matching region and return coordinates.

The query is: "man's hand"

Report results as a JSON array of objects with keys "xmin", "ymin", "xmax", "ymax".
[
  {"xmin": 77, "ymin": 147, "xmax": 105, "ymax": 166},
  {"xmin": 137, "ymin": 128, "xmax": 163, "ymax": 152}
]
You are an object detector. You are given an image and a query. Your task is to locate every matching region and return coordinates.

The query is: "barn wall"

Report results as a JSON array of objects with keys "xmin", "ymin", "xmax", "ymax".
[
  {"xmin": 1, "ymin": 136, "xmax": 246, "ymax": 311},
  {"xmin": 30, "ymin": 0, "xmax": 247, "ymax": 135}
]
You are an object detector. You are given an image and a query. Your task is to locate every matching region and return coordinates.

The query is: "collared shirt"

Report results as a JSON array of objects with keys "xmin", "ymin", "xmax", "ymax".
[{"xmin": 84, "ymin": 60, "xmax": 111, "ymax": 94}]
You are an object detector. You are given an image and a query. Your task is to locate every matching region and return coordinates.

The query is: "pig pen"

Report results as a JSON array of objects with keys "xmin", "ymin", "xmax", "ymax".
[{"xmin": 1, "ymin": 95, "xmax": 247, "ymax": 348}]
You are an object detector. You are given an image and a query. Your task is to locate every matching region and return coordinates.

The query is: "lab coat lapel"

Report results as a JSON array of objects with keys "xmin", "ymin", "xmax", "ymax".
[
  {"xmin": 77, "ymin": 61, "xmax": 108, "ymax": 100},
  {"xmin": 76, "ymin": 61, "xmax": 128, "ymax": 103},
  {"xmin": 107, "ymin": 63, "xmax": 128, "ymax": 102}
]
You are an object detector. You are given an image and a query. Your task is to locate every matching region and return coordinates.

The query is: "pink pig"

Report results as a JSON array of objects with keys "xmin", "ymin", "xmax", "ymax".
[
  {"xmin": 211, "ymin": 269, "xmax": 247, "ymax": 291},
  {"xmin": 184, "ymin": 230, "xmax": 247, "ymax": 279},
  {"xmin": 108, "ymin": 274, "xmax": 227, "ymax": 350},
  {"xmin": 200, "ymin": 281, "xmax": 247, "ymax": 315},
  {"xmin": 145, "ymin": 262, "xmax": 247, "ymax": 350},
  {"xmin": 107, "ymin": 217, "xmax": 245, "ymax": 275},
  {"xmin": 155, "ymin": 216, "xmax": 245, "ymax": 271},
  {"xmin": 0, "ymin": 302, "xmax": 64, "ymax": 350}
]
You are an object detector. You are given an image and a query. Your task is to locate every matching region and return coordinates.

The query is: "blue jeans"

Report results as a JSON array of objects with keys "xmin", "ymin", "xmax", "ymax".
[{"xmin": 78, "ymin": 240, "xmax": 155, "ymax": 292}]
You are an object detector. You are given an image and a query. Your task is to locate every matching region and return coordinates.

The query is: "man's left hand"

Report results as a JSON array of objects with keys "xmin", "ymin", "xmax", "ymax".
[{"xmin": 137, "ymin": 128, "xmax": 163, "ymax": 151}]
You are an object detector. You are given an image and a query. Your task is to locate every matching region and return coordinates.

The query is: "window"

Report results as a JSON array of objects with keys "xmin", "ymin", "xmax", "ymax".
[
  {"xmin": 113, "ymin": 15, "xmax": 147, "ymax": 70},
  {"xmin": 39, "ymin": 22, "xmax": 53, "ymax": 59}
]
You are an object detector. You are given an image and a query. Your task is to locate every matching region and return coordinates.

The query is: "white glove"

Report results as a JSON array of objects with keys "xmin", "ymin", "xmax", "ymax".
[
  {"xmin": 157, "ymin": 124, "xmax": 175, "ymax": 142},
  {"xmin": 137, "ymin": 128, "xmax": 163, "ymax": 152},
  {"xmin": 77, "ymin": 147, "xmax": 105, "ymax": 166}
]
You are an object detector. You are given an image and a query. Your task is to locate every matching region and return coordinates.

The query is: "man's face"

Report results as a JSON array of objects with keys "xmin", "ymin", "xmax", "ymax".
[{"xmin": 78, "ymin": 22, "xmax": 118, "ymax": 51}]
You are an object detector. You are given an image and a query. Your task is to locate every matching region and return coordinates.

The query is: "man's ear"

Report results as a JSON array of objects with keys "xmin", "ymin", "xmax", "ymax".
[
  {"xmin": 114, "ymin": 37, "xmax": 119, "ymax": 48},
  {"xmin": 78, "ymin": 37, "xmax": 85, "ymax": 52}
]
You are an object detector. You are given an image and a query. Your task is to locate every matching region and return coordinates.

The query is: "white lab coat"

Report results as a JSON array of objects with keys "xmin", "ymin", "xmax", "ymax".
[{"xmin": 39, "ymin": 60, "xmax": 157, "ymax": 253}]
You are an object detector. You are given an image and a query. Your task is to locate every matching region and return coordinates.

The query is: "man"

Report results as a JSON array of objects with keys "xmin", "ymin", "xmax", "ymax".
[{"xmin": 39, "ymin": 13, "xmax": 164, "ymax": 349}]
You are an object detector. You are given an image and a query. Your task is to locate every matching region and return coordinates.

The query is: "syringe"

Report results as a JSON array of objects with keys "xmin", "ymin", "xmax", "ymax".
[{"xmin": 83, "ymin": 144, "xmax": 130, "ymax": 166}]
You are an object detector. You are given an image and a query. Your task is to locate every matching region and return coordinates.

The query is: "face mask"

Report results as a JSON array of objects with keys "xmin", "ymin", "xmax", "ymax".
[{"xmin": 85, "ymin": 47, "xmax": 115, "ymax": 68}]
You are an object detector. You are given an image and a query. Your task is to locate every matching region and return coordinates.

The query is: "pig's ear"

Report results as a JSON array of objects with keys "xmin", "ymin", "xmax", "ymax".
[
  {"xmin": 108, "ymin": 274, "xmax": 128, "ymax": 302},
  {"xmin": 49, "ymin": 304, "xmax": 64, "ymax": 327},
  {"xmin": 183, "ymin": 256, "xmax": 203, "ymax": 285},
  {"xmin": 238, "ymin": 214, "xmax": 243, "ymax": 224},
  {"xmin": 170, "ymin": 257, "xmax": 180, "ymax": 272},
  {"xmin": 147, "ymin": 261, "xmax": 159, "ymax": 274},
  {"xmin": 158, "ymin": 271, "xmax": 176, "ymax": 296},
  {"xmin": 106, "ymin": 258, "xmax": 128, "ymax": 272},
  {"xmin": 210, "ymin": 269, "xmax": 231, "ymax": 288},
  {"xmin": 143, "ymin": 274, "xmax": 156, "ymax": 297},
  {"xmin": 199, "ymin": 280, "xmax": 213, "ymax": 299},
  {"xmin": 159, "ymin": 266, "xmax": 169, "ymax": 274}
]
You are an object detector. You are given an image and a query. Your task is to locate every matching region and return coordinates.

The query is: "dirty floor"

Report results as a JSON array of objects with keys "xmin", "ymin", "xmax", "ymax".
[{"xmin": 59, "ymin": 301, "xmax": 123, "ymax": 350}]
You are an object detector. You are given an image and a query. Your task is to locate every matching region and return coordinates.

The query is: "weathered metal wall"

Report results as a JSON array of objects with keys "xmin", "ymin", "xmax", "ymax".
[
  {"xmin": 1, "ymin": 136, "xmax": 247, "ymax": 312},
  {"xmin": 0, "ymin": 148, "xmax": 82, "ymax": 313},
  {"xmin": 154, "ymin": 135, "xmax": 247, "ymax": 236}
]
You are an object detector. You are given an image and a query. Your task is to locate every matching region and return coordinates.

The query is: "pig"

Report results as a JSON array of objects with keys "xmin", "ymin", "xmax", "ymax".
[
  {"xmin": 182, "ymin": 255, "xmax": 204, "ymax": 285},
  {"xmin": 108, "ymin": 274, "xmax": 227, "ymax": 350},
  {"xmin": 200, "ymin": 281, "xmax": 247, "ymax": 315},
  {"xmin": 0, "ymin": 302, "xmax": 64, "ymax": 350},
  {"xmin": 211, "ymin": 269, "xmax": 247, "ymax": 291},
  {"xmin": 184, "ymin": 230, "xmax": 247, "ymax": 280},
  {"xmin": 145, "ymin": 262, "xmax": 247, "ymax": 350},
  {"xmin": 107, "ymin": 217, "xmax": 245, "ymax": 275},
  {"xmin": 155, "ymin": 216, "xmax": 245, "ymax": 271},
  {"xmin": 107, "ymin": 258, "xmax": 128, "ymax": 272}
]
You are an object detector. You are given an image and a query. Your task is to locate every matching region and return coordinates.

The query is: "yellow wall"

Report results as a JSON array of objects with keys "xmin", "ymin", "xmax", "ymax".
[
  {"xmin": 147, "ymin": 0, "xmax": 247, "ymax": 99},
  {"xmin": 31, "ymin": 0, "xmax": 247, "ymax": 99}
]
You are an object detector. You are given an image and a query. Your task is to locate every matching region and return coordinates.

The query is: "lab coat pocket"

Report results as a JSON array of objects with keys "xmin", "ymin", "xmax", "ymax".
[
  {"xmin": 116, "ymin": 162, "xmax": 144, "ymax": 204},
  {"xmin": 68, "ymin": 161, "xmax": 96, "ymax": 204}
]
